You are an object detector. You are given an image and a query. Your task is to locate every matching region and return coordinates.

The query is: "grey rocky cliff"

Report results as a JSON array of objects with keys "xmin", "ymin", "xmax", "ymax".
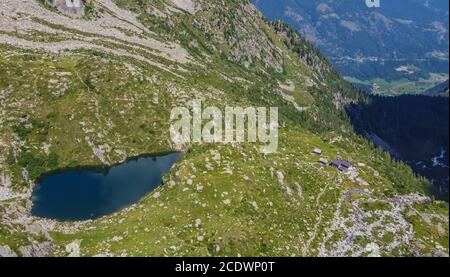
[{"xmin": 45, "ymin": 0, "xmax": 85, "ymax": 17}]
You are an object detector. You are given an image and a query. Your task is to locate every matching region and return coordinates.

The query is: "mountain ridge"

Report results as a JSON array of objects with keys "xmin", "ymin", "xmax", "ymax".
[{"xmin": 253, "ymin": 0, "xmax": 449, "ymax": 94}]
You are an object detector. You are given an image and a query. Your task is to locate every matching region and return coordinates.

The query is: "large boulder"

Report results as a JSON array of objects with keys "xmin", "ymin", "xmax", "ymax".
[
  {"xmin": 45, "ymin": 0, "xmax": 85, "ymax": 17},
  {"xmin": 0, "ymin": 245, "xmax": 17, "ymax": 257},
  {"xmin": 65, "ymin": 240, "xmax": 81, "ymax": 257},
  {"xmin": 18, "ymin": 242, "xmax": 53, "ymax": 257},
  {"xmin": 170, "ymin": 0, "xmax": 197, "ymax": 14}
]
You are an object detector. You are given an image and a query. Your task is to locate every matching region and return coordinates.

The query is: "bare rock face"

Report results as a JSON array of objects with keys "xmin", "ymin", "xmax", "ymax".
[
  {"xmin": 65, "ymin": 240, "xmax": 81, "ymax": 257},
  {"xmin": 170, "ymin": 0, "xmax": 197, "ymax": 14},
  {"xmin": 19, "ymin": 242, "xmax": 53, "ymax": 257},
  {"xmin": 45, "ymin": 0, "xmax": 85, "ymax": 17},
  {"xmin": 0, "ymin": 245, "xmax": 17, "ymax": 257}
]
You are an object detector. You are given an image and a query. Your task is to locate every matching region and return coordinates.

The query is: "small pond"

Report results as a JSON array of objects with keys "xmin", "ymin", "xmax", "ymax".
[{"xmin": 31, "ymin": 153, "xmax": 182, "ymax": 221}]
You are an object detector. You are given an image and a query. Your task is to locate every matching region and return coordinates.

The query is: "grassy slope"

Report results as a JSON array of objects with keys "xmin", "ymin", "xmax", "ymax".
[{"xmin": 0, "ymin": 0, "xmax": 448, "ymax": 256}]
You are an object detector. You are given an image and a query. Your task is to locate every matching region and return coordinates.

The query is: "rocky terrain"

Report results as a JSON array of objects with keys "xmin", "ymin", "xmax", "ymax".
[{"xmin": 0, "ymin": 0, "xmax": 448, "ymax": 257}]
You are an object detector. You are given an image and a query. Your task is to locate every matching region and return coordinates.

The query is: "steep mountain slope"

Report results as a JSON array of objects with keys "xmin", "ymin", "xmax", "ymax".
[
  {"xmin": 424, "ymin": 80, "xmax": 450, "ymax": 97},
  {"xmin": 348, "ymin": 95, "xmax": 449, "ymax": 200},
  {"xmin": 253, "ymin": 0, "xmax": 449, "ymax": 94},
  {"xmin": 0, "ymin": 0, "xmax": 448, "ymax": 257}
]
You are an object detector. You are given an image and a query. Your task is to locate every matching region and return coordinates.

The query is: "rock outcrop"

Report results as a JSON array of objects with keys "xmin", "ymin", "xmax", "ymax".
[
  {"xmin": 18, "ymin": 242, "xmax": 53, "ymax": 257},
  {"xmin": 0, "ymin": 245, "xmax": 17, "ymax": 257},
  {"xmin": 45, "ymin": 0, "xmax": 85, "ymax": 17}
]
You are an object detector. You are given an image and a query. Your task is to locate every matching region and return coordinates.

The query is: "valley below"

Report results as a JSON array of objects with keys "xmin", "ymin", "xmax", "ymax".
[
  {"xmin": 347, "ymin": 94, "xmax": 449, "ymax": 201},
  {"xmin": 254, "ymin": 0, "xmax": 449, "ymax": 96}
]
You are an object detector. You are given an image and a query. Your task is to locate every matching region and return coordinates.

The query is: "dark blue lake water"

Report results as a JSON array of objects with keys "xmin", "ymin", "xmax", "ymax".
[{"xmin": 31, "ymin": 153, "xmax": 181, "ymax": 221}]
